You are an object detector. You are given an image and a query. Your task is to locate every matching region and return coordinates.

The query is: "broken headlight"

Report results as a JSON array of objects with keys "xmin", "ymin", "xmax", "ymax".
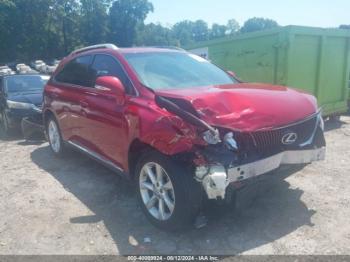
[
  {"xmin": 224, "ymin": 132, "xmax": 239, "ymax": 151},
  {"xmin": 202, "ymin": 129, "xmax": 221, "ymax": 145},
  {"xmin": 195, "ymin": 165, "xmax": 209, "ymax": 180}
]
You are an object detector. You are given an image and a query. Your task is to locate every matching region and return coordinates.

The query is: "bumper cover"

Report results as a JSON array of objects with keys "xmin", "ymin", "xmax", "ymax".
[
  {"xmin": 228, "ymin": 147, "xmax": 326, "ymax": 183},
  {"xmin": 6, "ymin": 109, "xmax": 40, "ymax": 128},
  {"xmin": 200, "ymin": 147, "xmax": 326, "ymax": 200},
  {"xmin": 21, "ymin": 117, "xmax": 44, "ymax": 140}
]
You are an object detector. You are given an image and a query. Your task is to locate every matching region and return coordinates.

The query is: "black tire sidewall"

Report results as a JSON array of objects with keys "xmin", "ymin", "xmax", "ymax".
[
  {"xmin": 1, "ymin": 111, "xmax": 9, "ymax": 135},
  {"xmin": 135, "ymin": 151, "xmax": 202, "ymax": 231}
]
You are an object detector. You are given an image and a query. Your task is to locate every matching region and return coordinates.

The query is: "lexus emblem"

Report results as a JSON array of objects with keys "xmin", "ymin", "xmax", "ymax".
[{"xmin": 282, "ymin": 132, "xmax": 298, "ymax": 145}]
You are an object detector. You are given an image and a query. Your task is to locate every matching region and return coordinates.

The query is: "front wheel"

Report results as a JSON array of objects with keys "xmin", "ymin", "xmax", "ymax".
[
  {"xmin": 46, "ymin": 117, "xmax": 66, "ymax": 156},
  {"xmin": 135, "ymin": 151, "xmax": 202, "ymax": 231}
]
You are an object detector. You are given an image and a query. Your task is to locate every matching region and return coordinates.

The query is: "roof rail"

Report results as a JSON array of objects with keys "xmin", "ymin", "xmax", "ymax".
[
  {"xmin": 151, "ymin": 46, "xmax": 185, "ymax": 51},
  {"xmin": 70, "ymin": 43, "xmax": 118, "ymax": 55}
]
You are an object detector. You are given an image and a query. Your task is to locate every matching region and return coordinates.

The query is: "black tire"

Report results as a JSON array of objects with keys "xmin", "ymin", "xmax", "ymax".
[
  {"xmin": 0, "ymin": 111, "xmax": 11, "ymax": 137},
  {"xmin": 135, "ymin": 150, "xmax": 203, "ymax": 231},
  {"xmin": 45, "ymin": 116, "xmax": 66, "ymax": 157}
]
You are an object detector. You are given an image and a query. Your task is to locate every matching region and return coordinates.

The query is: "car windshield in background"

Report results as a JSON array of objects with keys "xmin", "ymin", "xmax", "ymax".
[
  {"xmin": 124, "ymin": 52, "xmax": 237, "ymax": 90},
  {"xmin": 5, "ymin": 75, "xmax": 49, "ymax": 94}
]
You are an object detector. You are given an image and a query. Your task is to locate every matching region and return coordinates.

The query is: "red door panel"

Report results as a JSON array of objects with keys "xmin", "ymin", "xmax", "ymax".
[{"xmin": 79, "ymin": 89, "xmax": 129, "ymax": 168}]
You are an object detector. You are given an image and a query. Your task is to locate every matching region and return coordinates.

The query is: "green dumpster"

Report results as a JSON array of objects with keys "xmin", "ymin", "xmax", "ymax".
[{"xmin": 187, "ymin": 26, "xmax": 350, "ymax": 116}]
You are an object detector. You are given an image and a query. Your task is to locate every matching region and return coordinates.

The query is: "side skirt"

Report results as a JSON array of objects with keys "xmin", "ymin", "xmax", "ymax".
[{"xmin": 67, "ymin": 140, "xmax": 128, "ymax": 178}]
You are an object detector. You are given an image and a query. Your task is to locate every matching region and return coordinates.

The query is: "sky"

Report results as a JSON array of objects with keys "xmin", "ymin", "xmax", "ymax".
[{"xmin": 145, "ymin": 0, "xmax": 350, "ymax": 28}]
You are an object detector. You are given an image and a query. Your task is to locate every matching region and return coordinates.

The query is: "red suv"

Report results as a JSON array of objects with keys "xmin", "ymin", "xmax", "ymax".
[{"xmin": 43, "ymin": 44, "xmax": 326, "ymax": 230}]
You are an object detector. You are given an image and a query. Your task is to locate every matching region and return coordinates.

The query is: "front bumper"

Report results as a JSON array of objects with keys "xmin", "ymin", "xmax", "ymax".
[
  {"xmin": 200, "ymin": 147, "xmax": 326, "ymax": 200},
  {"xmin": 21, "ymin": 116, "xmax": 44, "ymax": 140},
  {"xmin": 228, "ymin": 147, "xmax": 326, "ymax": 183},
  {"xmin": 6, "ymin": 109, "xmax": 41, "ymax": 129},
  {"xmin": 197, "ymin": 111, "xmax": 326, "ymax": 200}
]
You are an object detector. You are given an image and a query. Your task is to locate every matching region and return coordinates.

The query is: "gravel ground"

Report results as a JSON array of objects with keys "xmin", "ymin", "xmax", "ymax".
[{"xmin": 0, "ymin": 116, "xmax": 349, "ymax": 256}]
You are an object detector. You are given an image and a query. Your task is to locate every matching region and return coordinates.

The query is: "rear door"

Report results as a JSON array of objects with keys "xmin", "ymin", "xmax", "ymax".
[
  {"xmin": 79, "ymin": 54, "xmax": 134, "ymax": 167},
  {"xmin": 50, "ymin": 55, "xmax": 94, "ymax": 143}
]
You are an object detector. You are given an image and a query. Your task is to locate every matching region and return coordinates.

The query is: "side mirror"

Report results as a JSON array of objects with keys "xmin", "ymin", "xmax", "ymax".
[
  {"xmin": 95, "ymin": 76, "xmax": 126, "ymax": 105},
  {"xmin": 227, "ymin": 71, "xmax": 237, "ymax": 78}
]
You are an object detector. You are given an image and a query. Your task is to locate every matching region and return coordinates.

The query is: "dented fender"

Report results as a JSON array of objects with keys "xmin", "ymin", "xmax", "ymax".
[{"xmin": 129, "ymin": 97, "xmax": 204, "ymax": 156}]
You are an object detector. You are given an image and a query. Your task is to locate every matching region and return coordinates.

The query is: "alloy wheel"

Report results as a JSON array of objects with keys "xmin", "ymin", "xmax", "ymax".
[
  {"xmin": 48, "ymin": 120, "xmax": 61, "ymax": 153},
  {"xmin": 139, "ymin": 162, "xmax": 176, "ymax": 221}
]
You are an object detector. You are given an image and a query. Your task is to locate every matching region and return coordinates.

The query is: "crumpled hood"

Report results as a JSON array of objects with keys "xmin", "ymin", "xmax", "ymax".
[
  {"xmin": 155, "ymin": 83, "xmax": 318, "ymax": 132},
  {"xmin": 7, "ymin": 92, "xmax": 43, "ymax": 106}
]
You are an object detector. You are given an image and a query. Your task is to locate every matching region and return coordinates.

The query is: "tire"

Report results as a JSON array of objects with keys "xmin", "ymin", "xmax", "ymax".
[
  {"xmin": 46, "ymin": 117, "xmax": 66, "ymax": 156},
  {"xmin": 0, "ymin": 111, "xmax": 11, "ymax": 137},
  {"xmin": 135, "ymin": 150, "xmax": 202, "ymax": 231}
]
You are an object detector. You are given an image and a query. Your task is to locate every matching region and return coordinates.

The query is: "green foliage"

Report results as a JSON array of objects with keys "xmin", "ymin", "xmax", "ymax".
[
  {"xmin": 172, "ymin": 20, "xmax": 195, "ymax": 46},
  {"xmin": 171, "ymin": 19, "xmax": 210, "ymax": 46},
  {"xmin": 210, "ymin": 23, "xmax": 227, "ymax": 39},
  {"xmin": 226, "ymin": 19, "xmax": 240, "ymax": 35},
  {"xmin": 80, "ymin": 0, "xmax": 111, "ymax": 46},
  {"xmin": 240, "ymin": 17, "xmax": 279, "ymax": 33},
  {"xmin": 339, "ymin": 25, "xmax": 350, "ymax": 30},
  {"xmin": 109, "ymin": 0, "xmax": 154, "ymax": 47},
  {"xmin": 0, "ymin": 1, "xmax": 284, "ymax": 63},
  {"xmin": 135, "ymin": 23, "xmax": 175, "ymax": 46}
]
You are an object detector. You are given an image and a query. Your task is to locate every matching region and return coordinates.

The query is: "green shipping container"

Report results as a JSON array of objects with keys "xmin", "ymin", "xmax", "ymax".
[{"xmin": 187, "ymin": 26, "xmax": 350, "ymax": 116}]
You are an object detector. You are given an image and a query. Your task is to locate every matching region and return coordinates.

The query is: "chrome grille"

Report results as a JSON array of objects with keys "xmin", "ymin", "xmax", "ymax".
[{"xmin": 250, "ymin": 115, "xmax": 318, "ymax": 149}]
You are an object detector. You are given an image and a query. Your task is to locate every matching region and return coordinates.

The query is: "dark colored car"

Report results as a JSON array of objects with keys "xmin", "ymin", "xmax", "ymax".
[
  {"xmin": 43, "ymin": 44, "xmax": 326, "ymax": 231},
  {"xmin": 0, "ymin": 74, "xmax": 49, "ymax": 135}
]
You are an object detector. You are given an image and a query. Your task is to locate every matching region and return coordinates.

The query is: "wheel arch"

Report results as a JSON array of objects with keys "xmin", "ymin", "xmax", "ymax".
[
  {"xmin": 43, "ymin": 109, "xmax": 56, "ymax": 126},
  {"xmin": 128, "ymin": 139, "xmax": 154, "ymax": 180}
]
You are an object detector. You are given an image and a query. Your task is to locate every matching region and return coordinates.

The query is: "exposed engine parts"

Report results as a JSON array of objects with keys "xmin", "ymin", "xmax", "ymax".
[{"xmin": 195, "ymin": 165, "xmax": 229, "ymax": 200}]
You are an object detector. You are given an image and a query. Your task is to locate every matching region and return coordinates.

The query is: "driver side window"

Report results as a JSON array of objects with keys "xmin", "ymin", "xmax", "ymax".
[
  {"xmin": 55, "ymin": 55, "xmax": 94, "ymax": 87},
  {"xmin": 91, "ymin": 55, "xmax": 134, "ymax": 95}
]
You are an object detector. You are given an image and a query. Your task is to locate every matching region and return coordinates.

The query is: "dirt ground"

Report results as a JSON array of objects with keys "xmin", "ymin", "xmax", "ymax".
[{"xmin": 0, "ymin": 116, "xmax": 350, "ymax": 256}]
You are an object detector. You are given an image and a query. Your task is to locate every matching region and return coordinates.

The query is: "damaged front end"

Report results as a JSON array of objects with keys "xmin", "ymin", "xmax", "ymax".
[{"xmin": 155, "ymin": 95, "xmax": 326, "ymax": 201}]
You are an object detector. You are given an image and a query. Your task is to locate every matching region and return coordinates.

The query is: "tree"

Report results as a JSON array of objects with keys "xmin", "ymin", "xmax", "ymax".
[
  {"xmin": 240, "ymin": 17, "xmax": 279, "ymax": 33},
  {"xmin": 3, "ymin": 0, "xmax": 55, "ymax": 60},
  {"xmin": 0, "ymin": 0, "xmax": 284, "ymax": 63},
  {"xmin": 80, "ymin": 0, "xmax": 111, "ymax": 46},
  {"xmin": 210, "ymin": 23, "xmax": 227, "ymax": 39},
  {"xmin": 192, "ymin": 20, "xmax": 209, "ymax": 42},
  {"xmin": 172, "ymin": 19, "xmax": 209, "ymax": 46},
  {"xmin": 339, "ymin": 25, "xmax": 350, "ymax": 29},
  {"xmin": 47, "ymin": 0, "xmax": 81, "ymax": 55},
  {"xmin": 0, "ymin": 0, "xmax": 80, "ymax": 61},
  {"xmin": 136, "ymin": 23, "xmax": 176, "ymax": 46},
  {"xmin": 172, "ymin": 20, "xmax": 195, "ymax": 46},
  {"xmin": 226, "ymin": 19, "xmax": 240, "ymax": 35},
  {"xmin": 109, "ymin": 0, "xmax": 153, "ymax": 47},
  {"xmin": 0, "ymin": 0, "xmax": 16, "ymax": 61}
]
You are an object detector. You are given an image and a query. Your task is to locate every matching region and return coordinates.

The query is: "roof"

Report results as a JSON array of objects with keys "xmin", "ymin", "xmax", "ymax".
[
  {"xmin": 69, "ymin": 46, "xmax": 185, "ymax": 56},
  {"xmin": 118, "ymin": 47, "xmax": 184, "ymax": 54}
]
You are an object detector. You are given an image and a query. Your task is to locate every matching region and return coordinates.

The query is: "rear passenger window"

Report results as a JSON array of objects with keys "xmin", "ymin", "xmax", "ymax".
[
  {"xmin": 91, "ymin": 55, "xmax": 133, "ymax": 94},
  {"xmin": 55, "ymin": 55, "xmax": 93, "ymax": 87}
]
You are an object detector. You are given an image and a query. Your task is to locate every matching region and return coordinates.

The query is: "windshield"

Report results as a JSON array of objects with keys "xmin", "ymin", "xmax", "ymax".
[
  {"xmin": 5, "ymin": 75, "xmax": 49, "ymax": 94},
  {"xmin": 124, "ymin": 52, "xmax": 237, "ymax": 90}
]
